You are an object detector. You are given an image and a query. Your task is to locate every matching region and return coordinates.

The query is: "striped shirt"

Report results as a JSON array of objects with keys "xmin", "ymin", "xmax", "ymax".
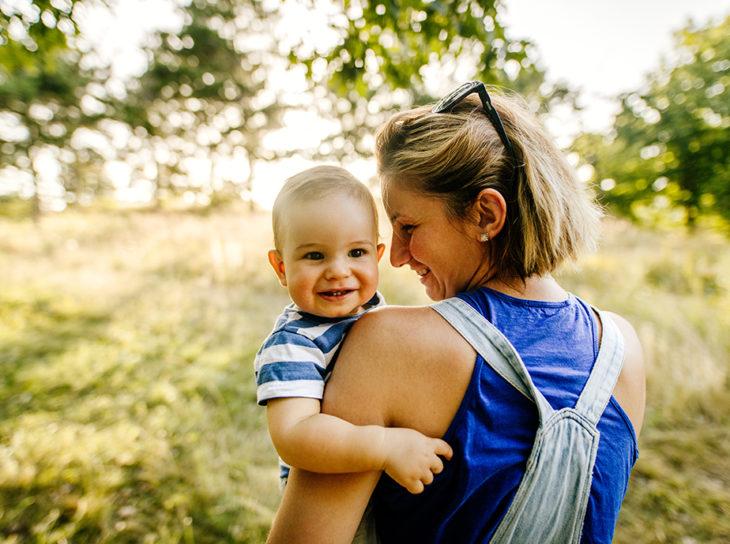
[{"xmin": 254, "ymin": 292, "xmax": 386, "ymax": 406}]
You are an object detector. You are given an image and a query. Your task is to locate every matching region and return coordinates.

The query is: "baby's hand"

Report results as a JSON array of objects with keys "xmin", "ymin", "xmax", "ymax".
[{"xmin": 382, "ymin": 428, "xmax": 453, "ymax": 494}]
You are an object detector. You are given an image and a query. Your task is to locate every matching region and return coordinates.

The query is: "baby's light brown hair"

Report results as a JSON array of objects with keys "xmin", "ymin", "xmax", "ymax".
[{"xmin": 271, "ymin": 166, "xmax": 380, "ymax": 251}]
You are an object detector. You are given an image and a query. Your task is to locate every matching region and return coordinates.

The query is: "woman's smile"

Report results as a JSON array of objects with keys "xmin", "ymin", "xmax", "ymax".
[
  {"xmin": 384, "ymin": 183, "xmax": 489, "ymax": 300},
  {"xmin": 414, "ymin": 267, "xmax": 430, "ymax": 283}
]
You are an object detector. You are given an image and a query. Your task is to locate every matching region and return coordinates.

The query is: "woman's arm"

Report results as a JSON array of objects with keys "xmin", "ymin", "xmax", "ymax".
[
  {"xmin": 266, "ymin": 306, "xmax": 477, "ymax": 543},
  {"xmin": 606, "ymin": 312, "xmax": 646, "ymax": 436},
  {"xmin": 267, "ymin": 469, "xmax": 379, "ymax": 544}
]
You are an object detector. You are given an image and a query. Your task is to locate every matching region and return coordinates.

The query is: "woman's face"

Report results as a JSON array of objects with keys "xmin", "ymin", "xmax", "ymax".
[{"xmin": 383, "ymin": 182, "xmax": 491, "ymax": 300}]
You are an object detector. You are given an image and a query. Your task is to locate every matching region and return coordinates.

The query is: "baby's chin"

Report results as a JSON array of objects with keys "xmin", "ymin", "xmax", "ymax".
[{"xmin": 298, "ymin": 301, "xmax": 366, "ymax": 319}]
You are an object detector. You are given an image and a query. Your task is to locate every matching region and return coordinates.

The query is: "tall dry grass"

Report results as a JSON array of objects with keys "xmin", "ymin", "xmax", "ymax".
[{"xmin": 1, "ymin": 208, "xmax": 728, "ymax": 542}]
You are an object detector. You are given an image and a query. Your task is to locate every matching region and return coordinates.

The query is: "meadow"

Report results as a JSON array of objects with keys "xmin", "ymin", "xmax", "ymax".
[{"xmin": 1, "ymin": 207, "xmax": 728, "ymax": 543}]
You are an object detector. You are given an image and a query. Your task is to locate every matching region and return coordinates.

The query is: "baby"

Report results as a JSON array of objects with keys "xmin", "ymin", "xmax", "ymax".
[{"xmin": 254, "ymin": 165, "xmax": 451, "ymax": 496}]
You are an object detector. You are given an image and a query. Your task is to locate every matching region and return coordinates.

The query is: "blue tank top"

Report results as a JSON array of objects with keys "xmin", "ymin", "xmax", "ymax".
[{"xmin": 373, "ymin": 288, "xmax": 638, "ymax": 543}]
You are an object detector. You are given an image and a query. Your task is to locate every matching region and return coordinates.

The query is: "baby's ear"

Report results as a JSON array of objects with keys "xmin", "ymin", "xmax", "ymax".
[
  {"xmin": 268, "ymin": 250, "xmax": 287, "ymax": 286},
  {"xmin": 376, "ymin": 243, "xmax": 386, "ymax": 262}
]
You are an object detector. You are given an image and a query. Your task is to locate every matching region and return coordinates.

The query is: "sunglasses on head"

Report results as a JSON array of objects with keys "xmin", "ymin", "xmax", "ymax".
[{"xmin": 432, "ymin": 81, "xmax": 520, "ymax": 177}]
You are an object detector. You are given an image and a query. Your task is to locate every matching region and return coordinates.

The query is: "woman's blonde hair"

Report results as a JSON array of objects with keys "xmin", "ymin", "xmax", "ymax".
[{"xmin": 375, "ymin": 90, "xmax": 602, "ymax": 280}]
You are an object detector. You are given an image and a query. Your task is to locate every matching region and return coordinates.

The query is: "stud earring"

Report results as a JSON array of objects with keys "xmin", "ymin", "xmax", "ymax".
[{"xmin": 479, "ymin": 232, "xmax": 489, "ymax": 242}]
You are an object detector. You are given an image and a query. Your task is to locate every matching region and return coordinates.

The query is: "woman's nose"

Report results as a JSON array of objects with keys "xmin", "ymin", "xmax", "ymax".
[{"xmin": 389, "ymin": 232, "xmax": 410, "ymax": 268}]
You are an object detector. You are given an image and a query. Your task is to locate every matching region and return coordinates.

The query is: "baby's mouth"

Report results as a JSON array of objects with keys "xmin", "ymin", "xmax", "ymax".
[{"xmin": 319, "ymin": 289, "xmax": 354, "ymax": 298}]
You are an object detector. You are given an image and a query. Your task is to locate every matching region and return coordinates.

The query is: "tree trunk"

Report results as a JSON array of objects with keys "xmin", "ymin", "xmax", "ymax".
[
  {"xmin": 30, "ymin": 168, "xmax": 41, "ymax": 224},
  {"xmin": 245, "ymin": 155, "xmax": 256, "ymax": 213}
]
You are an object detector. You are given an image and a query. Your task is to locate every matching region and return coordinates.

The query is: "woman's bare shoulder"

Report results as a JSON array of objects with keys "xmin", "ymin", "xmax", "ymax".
[
  {"xmin": 352, "ymin": 304, "xmax": 451, "ymax": 340},
  {"xmin": 348, "ymin": 305, "xmax": 475, "ymax": 371},
  {"xmin": 324, "ymin": 305, "xmax": 476, "ymax": 435}
]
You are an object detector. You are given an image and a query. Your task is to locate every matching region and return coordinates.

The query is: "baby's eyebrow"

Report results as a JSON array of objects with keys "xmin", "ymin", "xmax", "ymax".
[{"xmin": 294, "ymin": 243, "xmax": 322, "ymax": 251}]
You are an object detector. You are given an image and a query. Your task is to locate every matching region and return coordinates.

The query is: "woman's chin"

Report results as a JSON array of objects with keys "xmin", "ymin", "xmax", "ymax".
[{"xmin": 423, "ymin": 282, "xmax": 447, "ymax": 301}]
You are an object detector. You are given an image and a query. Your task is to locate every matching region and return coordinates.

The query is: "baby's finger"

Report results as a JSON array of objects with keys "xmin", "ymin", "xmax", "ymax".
[
  {"xmin": 421, "ymin": 470, "xmax": 434, "ymax": 486},
  {"xmin": 408, "ymin": 480, "xmax": 425, "ymax": 494},
  {"xmin": 434, "ymin": 439, "xmax": 453, "ymax": 460},
  {"xmin": 430, "ymin": 455, "xmax": 445, "ymax": 475}
]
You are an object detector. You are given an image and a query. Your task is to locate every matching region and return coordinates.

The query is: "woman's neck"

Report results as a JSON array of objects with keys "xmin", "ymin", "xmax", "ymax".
[{"xmin": 484, "ymin": 274, "xmax": 568, "ymax": 302}]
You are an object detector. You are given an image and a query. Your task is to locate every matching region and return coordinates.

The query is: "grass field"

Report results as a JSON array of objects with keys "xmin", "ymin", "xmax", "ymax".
[{"xmin": 1, "ymin": 207, "xmax": 728, "ymax": 543}]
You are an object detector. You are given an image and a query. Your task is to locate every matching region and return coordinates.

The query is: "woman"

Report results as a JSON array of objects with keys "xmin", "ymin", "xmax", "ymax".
[{"xmin": 266, "ymin": 82, "xmax": 645, "ymax": 543}]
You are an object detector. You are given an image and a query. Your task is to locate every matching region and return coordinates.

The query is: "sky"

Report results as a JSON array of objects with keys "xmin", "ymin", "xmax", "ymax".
[{"xmin": 499, "ymin": 0, "xmax": 727, "ymax": 136}]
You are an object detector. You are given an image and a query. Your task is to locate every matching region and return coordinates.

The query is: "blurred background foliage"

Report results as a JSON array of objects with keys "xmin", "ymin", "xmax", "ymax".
[
  {"xmin": 1, "ymin": 0, "xmax": 576, "ymax": 217},
  {"xmin": 572, "ymin": 15, "xmax": 730, "ymax": 231},
  {"xmin": 2, "ymin": 0, "xmax": 726, "ymax": 230},
  {"xmin": 1, "ymin": 0, "xmax": 729, "ymax": 543}
]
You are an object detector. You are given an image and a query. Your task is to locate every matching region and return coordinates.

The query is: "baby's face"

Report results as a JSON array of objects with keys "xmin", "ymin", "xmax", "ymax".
[{"xmin": 270, "ymin": 193, "xmax": 384, "ymax": 318}]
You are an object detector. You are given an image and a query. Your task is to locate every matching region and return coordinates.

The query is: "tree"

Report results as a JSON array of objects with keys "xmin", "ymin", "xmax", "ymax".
[
  {"xmin": 114, "ymin": 0, "xmax": 286, "ymax": 210},
  {"xmin": 288, "ymin": 0, "xmax": 572, "ymax": 163},
  {"xmin": 1, "ymin": 0, "xmax": 288, "ymax": 213},
  {"xmin": 0, "ymin": 0, "xmax": 110, "ymax": 217},
  {"xmin": 1, "ymin": 0, "xmax": 573, "ymax": 213},
  {"xmin": 573, "ymin": 15, "xmax": 730, "ymax": 230}
]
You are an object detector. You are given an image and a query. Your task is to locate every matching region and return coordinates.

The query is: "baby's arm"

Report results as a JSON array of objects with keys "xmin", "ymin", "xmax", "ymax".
[{"xmin": 266, "ymin": 397, "xmax": 452, "ymax": 494}]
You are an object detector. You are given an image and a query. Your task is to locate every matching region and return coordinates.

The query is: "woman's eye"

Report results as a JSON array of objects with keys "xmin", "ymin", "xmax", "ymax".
[
  {"xmin": 349, "ymin": 248, "xmax": 366, "ymax": 258},
  {"xmin": 303, "ymin": 252, "xmax": 324, "ymax": 260},
  {"xmin": 400, "ymin": 223, "xmax": 415, "ymax": 234}
]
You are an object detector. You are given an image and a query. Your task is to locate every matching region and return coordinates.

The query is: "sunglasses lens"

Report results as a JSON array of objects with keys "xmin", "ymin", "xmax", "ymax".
[{"xmin": 433, "ymin": 81, "xmax": 479, "ymax": 113}]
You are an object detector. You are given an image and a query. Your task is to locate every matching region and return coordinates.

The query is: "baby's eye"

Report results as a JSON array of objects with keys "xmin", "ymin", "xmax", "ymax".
[
  {"xmin": 303, "ymin": 251, "xmax": 324, "ymax": 260},
  {"xmin": 349, "ymin": 248, "xmax": 367, "ymax": 258}
]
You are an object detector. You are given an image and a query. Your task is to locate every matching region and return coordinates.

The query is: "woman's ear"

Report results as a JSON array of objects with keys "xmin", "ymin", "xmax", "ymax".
[
  {"xmin": 471, "ymin": 188, "xmax": 507, "ymax": 240},
  {"xmin": 268, "ymin": 249, "xmax": 287, "ymax": 287}
]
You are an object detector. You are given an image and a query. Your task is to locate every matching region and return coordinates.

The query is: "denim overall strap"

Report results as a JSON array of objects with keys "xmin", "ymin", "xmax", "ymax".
[
  {"xmin": 431, "ymin": 298, "xmax": 554, "ymax": 422},
  {"xmin": 574, "ymin": 309, "xmax": 625, "ymax": 424}
]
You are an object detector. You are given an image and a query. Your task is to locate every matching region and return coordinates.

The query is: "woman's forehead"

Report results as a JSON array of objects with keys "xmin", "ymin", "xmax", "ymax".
[
  {"xmin": 381, "ymin": 180, "xmax": 411, "ymax": 216},
  {"xmin": 383, "ymin": 182, "xmax": 446, "ymax": 220}
]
